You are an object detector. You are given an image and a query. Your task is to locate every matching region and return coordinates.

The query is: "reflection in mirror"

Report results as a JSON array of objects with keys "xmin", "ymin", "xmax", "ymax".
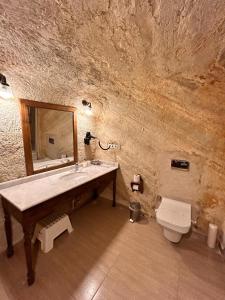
[{"xmin": 29, "ymin": 107, "xmax": 74, "ymax": 171}]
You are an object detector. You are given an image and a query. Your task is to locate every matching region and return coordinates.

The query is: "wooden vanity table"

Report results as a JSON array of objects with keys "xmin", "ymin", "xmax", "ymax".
[
  {"xmin": 0, "ymin": 164, "xmax": 117, "ymax": 285},
  {"xmin": 0, "ymin": 99, "xmax": 118, "ymax": 285}
]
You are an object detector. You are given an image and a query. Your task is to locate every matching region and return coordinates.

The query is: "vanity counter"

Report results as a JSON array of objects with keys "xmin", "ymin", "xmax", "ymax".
[
  {"xmin": 1, "ymin": 160, "xmax": 118, "ymax": 285},
  {"xmin": 0, "ymin": 162, "xmax": 118, "ymax": 211}
]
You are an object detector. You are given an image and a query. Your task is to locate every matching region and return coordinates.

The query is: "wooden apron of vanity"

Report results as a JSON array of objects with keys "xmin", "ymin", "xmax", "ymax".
[{"xmin": 1, "ymin": 168, "xmax": 117, "ymax": 286}]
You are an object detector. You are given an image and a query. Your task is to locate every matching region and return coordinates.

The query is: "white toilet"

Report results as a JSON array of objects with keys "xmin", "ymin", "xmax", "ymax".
[{"xmin": 156, "ymin": 197, "xmax": 191, "ymax": 243}]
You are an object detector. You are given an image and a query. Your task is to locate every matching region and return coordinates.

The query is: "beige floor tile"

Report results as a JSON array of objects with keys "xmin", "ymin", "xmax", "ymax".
[
  {"xmin": 176, "ymin": 235, "xmax": 225, "ymax": 300},
  {"xmin": 0, "ymin": 198, "xmax": 224, "ymax": 300}
]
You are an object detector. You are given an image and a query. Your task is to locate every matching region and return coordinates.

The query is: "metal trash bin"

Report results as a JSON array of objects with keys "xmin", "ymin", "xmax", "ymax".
[{"xmin": 129, "ymin": 201, "xmax": 141, "ymax": 223}]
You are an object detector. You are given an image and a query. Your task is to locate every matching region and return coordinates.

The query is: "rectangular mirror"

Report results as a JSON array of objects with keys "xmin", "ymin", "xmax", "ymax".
[{"xmin": 20, "ymin": 99, "xmax": 78, "ymax": 175}]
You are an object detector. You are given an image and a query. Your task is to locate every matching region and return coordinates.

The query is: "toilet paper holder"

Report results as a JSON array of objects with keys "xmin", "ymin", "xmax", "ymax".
[{"xmin": 131, "ymin": 175, "xmax": 143, "ymax": 193}]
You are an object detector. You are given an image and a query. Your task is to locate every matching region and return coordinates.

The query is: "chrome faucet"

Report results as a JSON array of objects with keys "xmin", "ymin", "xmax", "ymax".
[{"xmin": 74, "ymin": 162, "xmax": 79, "ymax": 172}]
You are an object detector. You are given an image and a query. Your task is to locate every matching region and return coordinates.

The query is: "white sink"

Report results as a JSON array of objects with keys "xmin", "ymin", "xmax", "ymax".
[{"xmin": 59, "ymin": 171, "xmax": 87, "ymax": 181}]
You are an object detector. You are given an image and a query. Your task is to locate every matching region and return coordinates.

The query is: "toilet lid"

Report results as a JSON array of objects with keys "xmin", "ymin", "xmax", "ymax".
[{"xmin": 156, "ymin": 197, "xmax": 191, "ymax": 233}]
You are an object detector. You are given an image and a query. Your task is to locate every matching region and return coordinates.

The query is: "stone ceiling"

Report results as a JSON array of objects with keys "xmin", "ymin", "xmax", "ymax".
[
  {"xmin": 1, "ymin": 1, "xmax": 225, "ymax": 227},
  {"xmin": 0, "ymin": 0, "xmax": 225, "ymax": 112}
]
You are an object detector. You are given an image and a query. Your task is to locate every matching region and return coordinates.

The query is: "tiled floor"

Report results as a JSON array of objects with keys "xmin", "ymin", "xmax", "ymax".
[{"xmin": 0, "ymin": 198, "xmax": 225, "ymax": 300}]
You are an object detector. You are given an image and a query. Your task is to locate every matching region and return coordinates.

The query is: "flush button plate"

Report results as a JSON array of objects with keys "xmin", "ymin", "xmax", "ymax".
[
  {"xmin": 171, "ymin": 159, "xmax": 189, "ymax": 171},
  {"xmin": 49, "ymin": 137, "xmax": 55, "ymax": 144}
]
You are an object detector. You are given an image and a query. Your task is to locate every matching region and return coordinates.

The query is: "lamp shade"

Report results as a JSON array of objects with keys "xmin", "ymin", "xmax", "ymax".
[
  {"xmin": 82, "ymin": 99, "xmax": 92, "ymax": 115},
  {"xmin": 0, "ymin": 82, "xmax": 13, "ymax": 99},
  {"xmin": 84, "ymin": 105, "xmax": 92, "ymax": 115}
]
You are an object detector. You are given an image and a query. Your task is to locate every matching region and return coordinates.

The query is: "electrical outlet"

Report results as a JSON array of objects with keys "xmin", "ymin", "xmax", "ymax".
[{"xmin": 108, "ymin": 143, "xmax": 121, "ymax": 150}]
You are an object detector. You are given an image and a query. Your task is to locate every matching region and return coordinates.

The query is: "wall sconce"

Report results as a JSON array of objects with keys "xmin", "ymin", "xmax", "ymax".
[
  {"xmin": 0, "ymin": 73, "xmax": 13, "ymax": 99},
  {"xmin": 82, "ymin": 99, "xmax": 92, "ymax": 115}
]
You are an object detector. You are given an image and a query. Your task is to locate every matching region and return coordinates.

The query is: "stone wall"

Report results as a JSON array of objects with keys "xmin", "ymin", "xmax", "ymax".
[
  {"xmin": 0, "ymin": 97, "xmax": 96, "ymax": 252},
  {"xmin": 94, "ymin": 87, "xmax": 225, "ymax": 231},
  {"xmin": 0, "ymin": 0, "xmax": 225, "ymax": 251}
]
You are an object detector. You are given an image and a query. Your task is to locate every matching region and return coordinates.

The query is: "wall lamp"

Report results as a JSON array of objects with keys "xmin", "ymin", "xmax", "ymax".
[
  {"xmin": 82, "ymin": 100, "xmax": 92, "ymax": 109},
  {"xmin": 82, "ymin": 99, "xmax": 92, "ymax": 115},
  {"xmin": 0, "ymin": 73, "xmax": 13, "ymax": 99}
]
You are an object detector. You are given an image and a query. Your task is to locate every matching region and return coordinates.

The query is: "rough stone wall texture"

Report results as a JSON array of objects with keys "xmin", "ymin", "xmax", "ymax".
[
  {"xmin": 0, "ymin": 0, "xmax": 225, "ymax": 240},
  {"xmin": 0, "ymin": 101, "xmax": 96, "ymax": 252},
  {"xmin": 0, "ymin": 99, "xmax": 96, "ymax": 252}
]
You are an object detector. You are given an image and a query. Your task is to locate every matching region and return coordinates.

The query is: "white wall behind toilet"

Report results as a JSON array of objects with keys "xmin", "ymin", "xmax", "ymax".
[{"xmin": 156, "ymin": 152, "xmax": 204, "ymax": 211}]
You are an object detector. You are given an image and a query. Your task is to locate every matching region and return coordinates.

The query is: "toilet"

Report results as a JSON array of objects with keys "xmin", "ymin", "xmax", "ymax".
[{"xmin": 156, "ymin": 197, "xmax": 191, "ymax": 243}]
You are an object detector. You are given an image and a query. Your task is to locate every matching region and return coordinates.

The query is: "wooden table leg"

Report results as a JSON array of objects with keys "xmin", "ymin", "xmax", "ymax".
[
  {"xmin": 112, "ymin": 173, "xmax": 117, "ymax": 207},
  {"xmin": 2, "ymin": 202, "xmax": 14, "ymax": 258},
  {"xmin": 23, "ymin": 225, "xmax": 35, "ymax": 286},
  {"xmin": 92, "ymin": 188, "xmax": 98, "ymax": 200}
]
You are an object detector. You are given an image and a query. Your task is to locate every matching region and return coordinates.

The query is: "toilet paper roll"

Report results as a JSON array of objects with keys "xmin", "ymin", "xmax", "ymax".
[
  {"xmin": 133, "ymin": 174, "xmax": 141, "ymax": 183},
  {"xmin": 132, "ymin": 184, "xmax": 139, "ymax": 191},
  {"xmin": 207, "ymin": 223, "xmax": 218, "ymax": 248}
]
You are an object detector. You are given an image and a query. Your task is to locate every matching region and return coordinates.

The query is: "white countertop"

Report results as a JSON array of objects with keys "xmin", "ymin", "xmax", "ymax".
[{"xmin": 0, "ymin": 161, "xmax": 118, "ymax": 212}]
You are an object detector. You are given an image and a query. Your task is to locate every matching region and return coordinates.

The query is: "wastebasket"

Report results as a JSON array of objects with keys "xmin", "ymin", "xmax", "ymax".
[{"xmin": 129, "ymin": 201, "xmax": 141, "ymax": 223}]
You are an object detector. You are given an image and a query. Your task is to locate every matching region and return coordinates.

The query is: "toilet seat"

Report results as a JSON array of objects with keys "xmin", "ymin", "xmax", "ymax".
[{"xmin": 156, "ymin": 197, "xmax": 191, "ymax": 234}]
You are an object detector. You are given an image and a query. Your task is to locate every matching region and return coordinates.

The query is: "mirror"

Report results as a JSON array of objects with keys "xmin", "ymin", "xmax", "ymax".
[
  {"xmin": 29, "ymin": 107, "xmax": 74, "ymax": 171},
  {"xmin": 20, "ymin": 99, "xmax": 78, "ymax": 175}
]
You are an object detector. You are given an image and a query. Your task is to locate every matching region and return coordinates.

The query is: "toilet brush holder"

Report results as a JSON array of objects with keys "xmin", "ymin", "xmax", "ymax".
[{"xmin": 129, "ymin": 201, "xmax": 141, "ymax": 223}]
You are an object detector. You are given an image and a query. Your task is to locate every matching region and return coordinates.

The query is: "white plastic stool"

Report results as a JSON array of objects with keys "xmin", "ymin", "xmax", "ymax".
[{"xmin": 32, "ymin": 213, "xmax": 73, "ymax": 253}]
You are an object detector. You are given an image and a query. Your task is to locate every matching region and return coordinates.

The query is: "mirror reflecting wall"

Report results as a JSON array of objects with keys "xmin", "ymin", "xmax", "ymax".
[
  {"xmin": 29, "ymin": 107, "xmax": 74, "ymax": 171},
  {"xmin": 20, "ymin": 99, "xmax": 77, "ymax": 175}
]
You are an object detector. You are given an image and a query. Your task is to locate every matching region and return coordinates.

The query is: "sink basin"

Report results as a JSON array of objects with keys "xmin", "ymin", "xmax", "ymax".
[{"xmin": 59, "ymin": 171, "xmax": 87, "ymax": 181}]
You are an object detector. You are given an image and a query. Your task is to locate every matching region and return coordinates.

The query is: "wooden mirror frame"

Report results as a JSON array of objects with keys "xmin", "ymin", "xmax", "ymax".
[{"xmin": 19, "ymin": 99, "xmax": 78, "ymax": 176}]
